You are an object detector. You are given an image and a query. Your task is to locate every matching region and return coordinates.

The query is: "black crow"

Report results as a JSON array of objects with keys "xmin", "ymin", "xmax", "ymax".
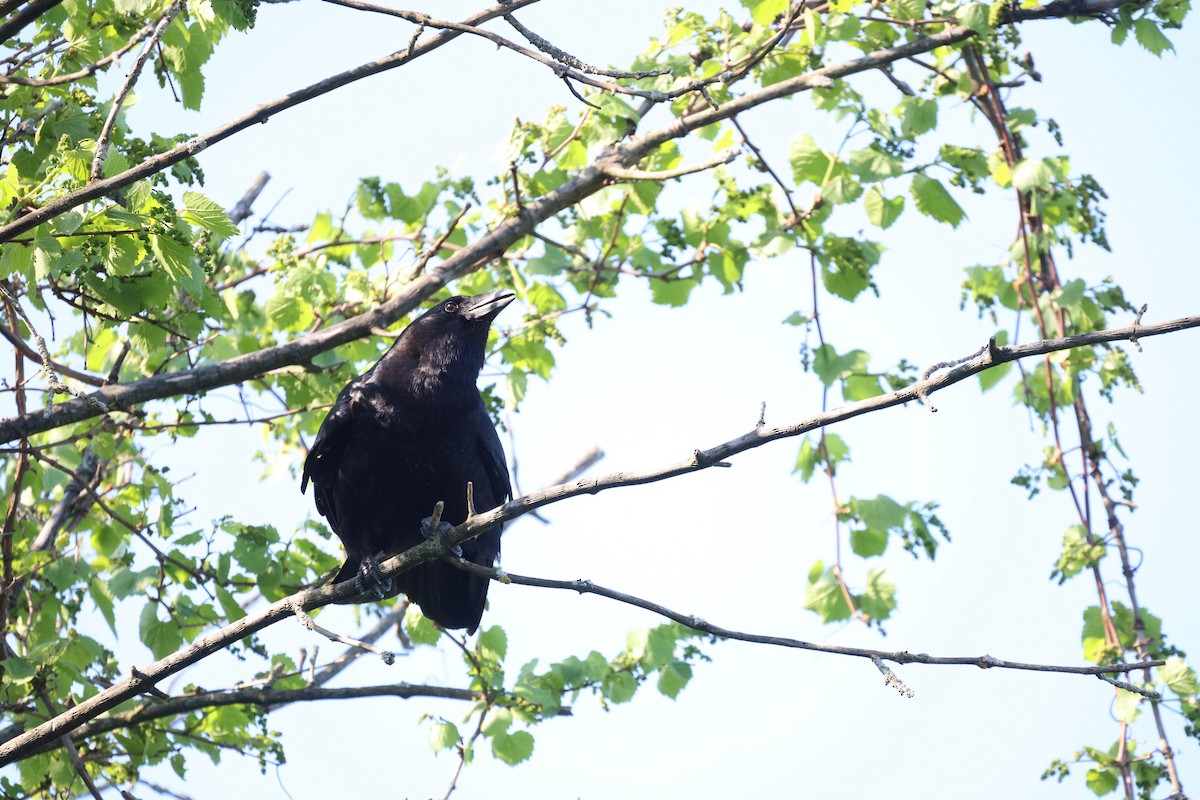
[{"xmin": 301, "ymin": 290, "xmax": 515, "ymax": 633}]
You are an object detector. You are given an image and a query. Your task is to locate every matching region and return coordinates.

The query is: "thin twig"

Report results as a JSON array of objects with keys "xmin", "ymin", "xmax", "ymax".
[
  {"xmin": 502, "ymin": 13, "xmax": 669, "ymax": 78},
  {"xmin": 289, "ymin": 600, "xmax": 397, "ymax": 665},
  {"xmin": 0, "ymin": 284, "xmax": 108, "ymax": 409},
  {"xmin": 448, "ymin": 559, "xmax": 1164, "ymax": 678},
  {"xmin": 90, "ymin": 0, "xmax": 185, "ymax": 182},
  {"xmin": 601, "ymin": 150, "xmax": 740, "ymax": 181}
]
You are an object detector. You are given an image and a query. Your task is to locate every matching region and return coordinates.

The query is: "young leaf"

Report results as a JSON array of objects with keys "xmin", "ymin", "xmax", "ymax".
[
  {"xmin": 864, "ymin": 186, "xmax": 904, "ymax": 229},
  {"xmin": 911, "ymin": 174, "xmax": 966, "ymax": 227},
  {"xmin": 491, "ymin": 730, "xmax": 535, "ymax": 766},
  {"xmin": 182, "ymin": 191, "xmax": 239, "ymax": 239},
  {"xmin": 1160, "ymin": 656, "xmax": 1199, "ymax": 697},
  {"xmin": 1133, "ymin": 18, "xmax": 1173, "ymax": 55}
]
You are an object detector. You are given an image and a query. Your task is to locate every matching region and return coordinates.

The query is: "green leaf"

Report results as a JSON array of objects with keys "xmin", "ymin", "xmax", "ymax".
[
  {"xmin": 849, "ymin": 527, "xmax": 888, "ymax": 557},
  {"xmin": 482, "ymin": 707, "xmax": 513, "ymax": 736},
  {"xmin": 1113, "ymin": 688, "xmax": 1143, "ymax": 722},
  {"xmin": 979, "ymin": 335, "xmax": 1013, "ymax": 391},
  {"xmin": 1011, "ymin": 158, "xmax": 1055, "ymax": 192},
  {"xmin": 899, "ymin": 97, "xmax": 938, "ymax": 136},
  {"xmin": 150, "ymin": 233, "xmax": 202, "ymax": 295},
  {"xmin": 602, "ymin": 670, "xmax": 638, "ymax": 703},
  {"xmin": 215, "ymin": 586, "xmax": 245, "ymax": 622},
  {"xmin": 649, "ymin": 277, "xmax": 698, "ymax": 306},
  {"xmin": 843, "ymin": 373, "xmax": 884, "ymax": 400},
  {"xmin": 139, "ymin": 602, "xmax": 184, "ymax": 660},
  {"xmin": 792, "ymin": 431, "xmax": 849, "ymax": 482},
  {"xmin": 854, "ymin": 495, "xmax": 908, "ymax": 530},
  {"xmin": 911, "ymin": 174, "xmax": 966, "ymax": 228},
  {"xmin": 1082, "ymin": 606, "xmax": 1115, "ymax": 664},
  {"xmin": 657, "ymin": 661, "xmax": 693, "ymax": 699},
  {"xmin": 856, "ymin": 567, "xmax": 896, "ymax": 623},
  {"xmin": 491, "ymin": 730, "xmax": 534, "ymax": 766},
  {"xmin": 850, "ymin": 148, "xmax": 904, "ymax": 181},
  {"xmin": 891, "ymin": 0, "xmax": 925, "ymax": 20},
  {"xmin": 1133, "ymin": 18, "xmax": 1173, "ymax": 55},
  {"xmin": 1086, "ymin": 767, "xmax": 1119, "ymax": 796},
  {"xmin": 404, "ymin": 603, "xmax": 442, "ymax": 645},
  {"xmin": 182, "ymin": 191, "xmax": 239, "ymax": 239},
  {"xmin": 1160, "ymin": 656, "xmax": 1198, "ymax": 697},
  {"xmin": 790, "ymin": 134, "xmax": 834, "ymax": 185},
  {"xmin": 0, "ymin": 242, "xmax": 34, "ymax": 279},
  {"xmin": 429, "ymin": 721, "xmax": 459, "ymax": 752},
  {"xmin": 812, "ymin": 345, "xmax": 870, "ymax": 387},
  {"xmin": 505, "ymin": 369, "xmax": 527, "ymax": 410},
  {"xmin": 823, "ymin": 175, "xmax": 862, "ymax": 205},
  {"xmin": 864, "ymin": 187, "xmax": 904, "ymax": 229},
  {"xmin": 955, "ymin": 2, "xmax": 993, "ymax": 33},
  {"xmin": 742, "ymin": 0, "xmax": 789, "ymax": 25},
  {"xmin": 803, "ymin": 565, "xmax": 852, "ymax": 623},
  {"xmin": 4, "ymin": 655, "xmax": 36, "ymax": 683},
  {"xmin": 478, "ymin": 625, "xmax": 508, "ymax": 663}
]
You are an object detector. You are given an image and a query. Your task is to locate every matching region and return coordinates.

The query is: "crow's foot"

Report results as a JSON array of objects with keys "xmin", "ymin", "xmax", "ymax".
[
  {"xmin": 420, "ymin": 516, "xmax": 463, "ymax": 557},
  {"xmin": 354, "ymin": 552, "xmax": 393, "ymax": 599}
]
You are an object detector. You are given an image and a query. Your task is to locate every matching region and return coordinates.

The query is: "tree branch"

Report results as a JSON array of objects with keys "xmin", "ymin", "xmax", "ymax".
[
  {"xmin": 601, "ymin": 149, "xmax": 741, "ymax": 181},
  {"xmin": 446, "ymin": 558, "xmax": 1164, "ymax": 679},
  {"xmin": 11, "ymin": 682, "xmax": 486, "ymax": 756},
  {"xmin": 0, "ymin": 0, "xmax": 63, "ymax": 44},
  {"xmin": 1, "ymin": 313, "xmax": 1193, "ymax": 764}
]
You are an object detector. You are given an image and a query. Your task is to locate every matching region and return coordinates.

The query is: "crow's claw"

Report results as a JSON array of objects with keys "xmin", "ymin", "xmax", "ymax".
[
  {"xmin": 354, "ymin": 553, "xmax": 392, "ymax": 599},
  {"xmin": 420, "ymin": 516, "xmax": 463, "ymax": 557}
]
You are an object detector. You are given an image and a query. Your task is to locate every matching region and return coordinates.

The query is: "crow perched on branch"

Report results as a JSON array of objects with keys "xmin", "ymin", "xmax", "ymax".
[{"xmin": 301, "ymin": 290, "xmax": 515, "ymax": 633}]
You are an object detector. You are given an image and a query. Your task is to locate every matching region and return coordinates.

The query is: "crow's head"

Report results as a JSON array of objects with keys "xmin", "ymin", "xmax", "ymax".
[{"xmin": 386, "ymin": 290, "xmax": 516, "ymax": 383}]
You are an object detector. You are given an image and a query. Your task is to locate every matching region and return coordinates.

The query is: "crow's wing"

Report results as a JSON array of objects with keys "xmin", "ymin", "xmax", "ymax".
[
  {"xmin": 474, "ymin": 404, "xmax": 512, "ymax": 512},
  {"xmin": 301, "ymin": 378, "xmax": 365, "ymax": 535}
]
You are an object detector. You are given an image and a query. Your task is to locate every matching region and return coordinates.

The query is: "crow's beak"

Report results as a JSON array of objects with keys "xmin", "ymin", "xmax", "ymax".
[{"xmin": 461, "ymin": 289, "xmax": 517, "ymax": 322}]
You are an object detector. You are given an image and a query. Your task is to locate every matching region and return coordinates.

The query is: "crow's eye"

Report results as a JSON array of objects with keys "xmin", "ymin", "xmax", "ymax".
[{"xmin": 444, "ymin": 302, "xmax": 459, "ymax": 313}]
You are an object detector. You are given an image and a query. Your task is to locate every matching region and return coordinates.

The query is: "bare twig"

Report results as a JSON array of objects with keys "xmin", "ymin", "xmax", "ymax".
[
  {"xmin": 872, "ymin": 656, "xmax": 915, "ymax": 698},
  {"xmin": 31, "ymin": 447, "xmax": 99, "ymax": 551},
  {"xmin": 0, "ymin": 284, "xmax": 109, "ymax": 410},
  {"xmin": 228, "ymin": 171, "xmax": 271, "ymax": 224},
  {"xmin": 601, "ymin": 150, "xmax": 741, "ymax": 181},
  {"xmin": 449, "ymin": 558, "xmax": 1164, "ymax": 678},
  {"xmin": 502, "ymin": 13, "xmax": 669, "ymax": 78},
  {"xmin": 36, "ymin": 689, "xmax": 103, "ymax": 800},
  {"xmin": 289, "ymin": 600, "xmax": 398, "ymax": 665}
]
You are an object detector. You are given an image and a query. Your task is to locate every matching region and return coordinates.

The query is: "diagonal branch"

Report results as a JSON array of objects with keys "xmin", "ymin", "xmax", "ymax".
[
  {"xmin": 1, "ymin": 313, "xmax": 1194, "ymax": 765},
  {"xmin": 10, "ymin": 682, "xmax": 486, "ymax": 756}
]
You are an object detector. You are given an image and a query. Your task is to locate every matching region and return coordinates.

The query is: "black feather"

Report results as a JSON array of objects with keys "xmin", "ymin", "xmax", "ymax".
[{"xmin": 301, "ymin": 290, "xmax": 515, "ymax": 633}]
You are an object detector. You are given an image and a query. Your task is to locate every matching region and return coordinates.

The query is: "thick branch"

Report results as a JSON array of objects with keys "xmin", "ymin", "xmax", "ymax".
[
  {"xmin": 0, "ymin": 0, "xmax": 62, "ymax": 44},
  {"xmin": 1, "ymin": 314, "xmax": 1193, "ymax": 764}
]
